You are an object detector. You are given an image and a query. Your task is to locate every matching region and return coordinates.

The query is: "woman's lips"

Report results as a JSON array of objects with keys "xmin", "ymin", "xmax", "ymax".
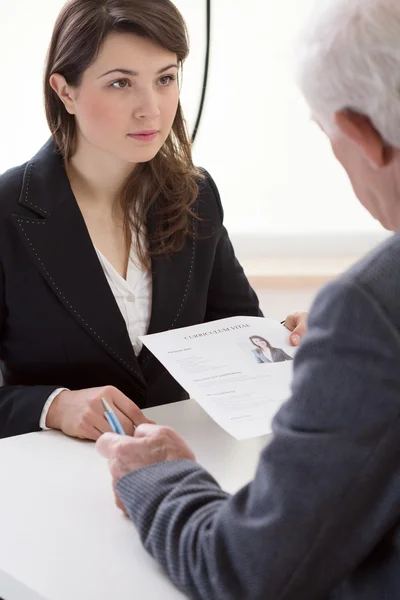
[{"xmin": 127, "ymin": 131, "xmax": 159, "ymax": 142}]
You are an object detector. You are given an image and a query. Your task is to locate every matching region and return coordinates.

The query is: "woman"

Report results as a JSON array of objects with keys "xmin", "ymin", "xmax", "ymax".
[
  {"xmin": 250, "ymin": 335, "xmax": 293, "ymax": 364},
  {"xmin": 0, "ymin": 0, "xmax": 306, "ymax": 440}
]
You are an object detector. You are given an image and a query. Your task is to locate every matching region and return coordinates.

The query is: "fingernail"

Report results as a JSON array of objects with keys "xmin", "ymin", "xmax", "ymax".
[{"xmin": 291, "ymin": 334, "xmax": 300, "ymax": 346}]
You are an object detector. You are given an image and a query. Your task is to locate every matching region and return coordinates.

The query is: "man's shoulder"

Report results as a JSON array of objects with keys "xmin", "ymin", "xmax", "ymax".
[
  {"xmin": 341, "ymin": 234, "xmax": 400, "ymax": 327},
  {"xmin": 344, "ymin": 233, "xmax": 400, "ymax": 284},
  {"xmin": 309, "ymin": 235, "xmax": 400, "ymax": 336}
]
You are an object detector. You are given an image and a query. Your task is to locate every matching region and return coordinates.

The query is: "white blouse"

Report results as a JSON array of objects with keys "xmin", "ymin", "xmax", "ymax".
[
  {"xmin": 40, "ymin": 246, "xmax": 152, "ymax": 429},
  {"xmin": 95, "ymin": 247, "xmax": 152, "ymax": 356}
]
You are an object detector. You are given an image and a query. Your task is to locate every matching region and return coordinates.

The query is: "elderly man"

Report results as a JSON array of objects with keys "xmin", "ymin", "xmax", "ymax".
[{"xmin": 97, "ymin": 0, "xmax": 400, "ymax": 598}]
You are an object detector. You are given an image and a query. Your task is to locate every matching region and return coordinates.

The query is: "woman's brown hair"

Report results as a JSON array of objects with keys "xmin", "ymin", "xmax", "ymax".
[{"xmin": 44, "ymin": 0, "xmax": 202, "ymax": 269}]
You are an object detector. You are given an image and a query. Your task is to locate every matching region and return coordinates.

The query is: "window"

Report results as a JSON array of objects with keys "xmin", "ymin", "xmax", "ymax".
[{"xmin": 1, "ymin": 0, "xmax": 387, "ymax": 262}]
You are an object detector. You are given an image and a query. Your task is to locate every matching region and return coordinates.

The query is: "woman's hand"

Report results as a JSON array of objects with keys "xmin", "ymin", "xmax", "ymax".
[
  {"xmin": 46, "ymin": 385, "xmax": 149, "ymax": 440},
  {"xmin": 283, "ymin": 311, "xmax": 308, "ymax": 346}
]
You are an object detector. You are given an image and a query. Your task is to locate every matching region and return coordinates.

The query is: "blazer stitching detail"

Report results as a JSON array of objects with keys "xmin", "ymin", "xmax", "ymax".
[
  {"xmin": 141, "ymin": 214, "xmax": 196, "ymax": 368},
  {"xmin": 170, "ymin": 215, "xmax": 196, "ymax": 328},
  {"xmin": 16, "ymin": 219, "xmax": 143, "ymax": 380},
  {"xmin": 24, "ymin": 163, "xmax": 50, "ymax": 216}
]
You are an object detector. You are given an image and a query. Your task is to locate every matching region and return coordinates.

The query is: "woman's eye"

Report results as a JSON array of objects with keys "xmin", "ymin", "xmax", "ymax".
[
  {"xmin": 159, "ymin": 75, "xmax": 176, "ymax": 87},
  {"xmin": 111, "ymin": 79, "xmax": 131, "ymax": 89}
]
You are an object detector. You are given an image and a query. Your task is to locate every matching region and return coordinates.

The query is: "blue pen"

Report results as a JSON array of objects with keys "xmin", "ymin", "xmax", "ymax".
[{"xmin": 101, "ymin": 397, "xmax": 126, "ymax": 435}]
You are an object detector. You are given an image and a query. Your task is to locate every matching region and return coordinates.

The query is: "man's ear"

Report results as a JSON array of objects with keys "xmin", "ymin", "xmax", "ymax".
[
  {"xmin": 334, "ymin": 110, "xmax": 392, "ymax": 167},
  {"xmin": 49, "ymin": 73, "xmax": 76, "ymax": 115}
]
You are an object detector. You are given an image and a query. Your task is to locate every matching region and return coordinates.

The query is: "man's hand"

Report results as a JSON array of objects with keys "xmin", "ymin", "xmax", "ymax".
[
  {"xmin": 96, "ymin": 425, "xmax": 196, "ymax": 513},
  {"xmin": 283, "ymin": 311, "xmax": 308, "ymax": 346},
  {"xmin": 46, "ymin": 385, "xmax": 149, "ymax": 441}
]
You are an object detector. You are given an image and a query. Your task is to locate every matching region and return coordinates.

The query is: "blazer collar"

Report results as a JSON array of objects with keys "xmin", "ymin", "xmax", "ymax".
[{"xmin": 18, "ymin": 138, "xmax": 70, "ymax": 218}]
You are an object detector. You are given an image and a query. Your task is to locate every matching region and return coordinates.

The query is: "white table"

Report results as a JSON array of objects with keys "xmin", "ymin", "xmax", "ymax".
[{"xmin": 0, "ymin": 399, "xmax": 269, "ymax": 600}]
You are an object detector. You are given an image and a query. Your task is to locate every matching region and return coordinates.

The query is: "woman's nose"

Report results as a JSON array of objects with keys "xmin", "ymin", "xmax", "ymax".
[{"xmin": 133, "ymin": 90, "xmax": 161, "ymax": 121}]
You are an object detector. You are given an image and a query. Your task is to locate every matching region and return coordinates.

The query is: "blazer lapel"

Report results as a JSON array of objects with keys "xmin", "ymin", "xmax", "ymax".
[
  {"xmin": 146, "ymin": 214, "xmax": 197, "ymax": 335},
  {"xmin": 138, "ymin": 208, "xmax": 197, "ymax": 368},
  {"xmin": 12, "ymin": 140, "xmax": 146, "ymax": 389}
]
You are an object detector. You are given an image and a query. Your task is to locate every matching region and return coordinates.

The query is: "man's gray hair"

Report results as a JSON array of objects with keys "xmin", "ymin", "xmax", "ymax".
[{"xmin": 294, "ymin": 0, "xmax": 400, "ymax": 146}]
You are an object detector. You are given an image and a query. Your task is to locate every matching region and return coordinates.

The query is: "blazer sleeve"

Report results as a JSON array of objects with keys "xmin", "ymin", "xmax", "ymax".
[
  {"xmin": 202, "ymin": 173, "xmax": 263, "ymax": 321},
  {"xmin": 117, "ymin": 279, "xmax": 400, "ymax": 600},
  {"xmin": 0, "ymin": 259, "xmax": 60, "ymax": 438}
]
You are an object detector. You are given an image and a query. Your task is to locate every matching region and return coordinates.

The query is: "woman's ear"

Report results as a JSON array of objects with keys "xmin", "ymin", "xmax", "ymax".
[
  {"xmin": 334, "ymin": 110, "xmax": 391, "ymax": 168},
  {"xmin": 49, "ymin": 74, "xmax": 76, "ymax": 115}
]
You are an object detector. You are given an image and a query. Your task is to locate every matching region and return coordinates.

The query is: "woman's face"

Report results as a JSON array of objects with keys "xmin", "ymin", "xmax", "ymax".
[
  {"xmin": 253, "ymin": 338, "xmax": 268, "ymax": 349},
  {"xmin": 51, "ymin": 32, "xmax": 180, "ymax": 165}
]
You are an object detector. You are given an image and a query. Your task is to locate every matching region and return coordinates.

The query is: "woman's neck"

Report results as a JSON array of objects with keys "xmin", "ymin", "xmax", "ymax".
[{"xmin": 66, "ymin": 136, "xmax": 136, "ymax": 208}]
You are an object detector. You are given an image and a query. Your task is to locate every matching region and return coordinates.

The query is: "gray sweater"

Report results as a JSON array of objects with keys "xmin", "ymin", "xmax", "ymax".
[{"xmin": 118, "ymin": 233, "xmax": 400, "ymax": 600}]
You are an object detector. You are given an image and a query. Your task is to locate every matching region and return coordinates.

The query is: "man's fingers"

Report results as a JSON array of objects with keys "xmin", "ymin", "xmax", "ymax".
[
  {"xmin": 284, "ymin": 314, "xmax": 295, "ymax": 331},
  {"xmin": 97, "ymin": 432, "xmax": 140, "ymax": 460},
  {"xmin": 292, "ymin": 322, "xmax": 307, "ymax": 336},
  {"xmin": 96, "ymin": 432, "xmax": 123, "ymax": 458},
  {"xmin": 285, "ymin": 312, "xmax": 308, "ymax": 346},
  {"xmin": 284, "ymin": 311, "xmax": 307, "ymax": 329},
  {"xmin": 106, "ymin": 440, "xmax": 143, "ymax": 479},
  {"xmin": 289, "ymin": 332, "xmax": 301, "ymax": 347},
  {"xmin": 134, "ymin": 423, "xmax": 162, "ymax": 438},
  {"xmin": 290, "ymin": 323, "xmax": 306, "ymax": 346}
]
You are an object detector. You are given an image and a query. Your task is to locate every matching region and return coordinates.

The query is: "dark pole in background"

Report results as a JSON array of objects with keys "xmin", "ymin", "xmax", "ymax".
[{"xmin": 191, "ymin": 0, "xmax": 211, "ymax": 144}]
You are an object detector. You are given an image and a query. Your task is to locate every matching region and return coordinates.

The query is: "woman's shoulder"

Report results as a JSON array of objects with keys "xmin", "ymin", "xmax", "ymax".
[
  {"xmin": 0, "ymin": 140, "xmax": 59, "ymax": 212},
  {"xmin": 0, "ymin": 162, "xmax": 27, "ymax": 215},
  {"xmin": 194, "ymin": 167, "xmax": 224, "ymax": 226}
]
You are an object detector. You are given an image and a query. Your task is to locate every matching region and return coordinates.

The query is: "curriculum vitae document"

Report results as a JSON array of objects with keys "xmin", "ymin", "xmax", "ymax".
[{"xmin": 140, "ymin": 316, "xmax": 296, "ymax": 439}]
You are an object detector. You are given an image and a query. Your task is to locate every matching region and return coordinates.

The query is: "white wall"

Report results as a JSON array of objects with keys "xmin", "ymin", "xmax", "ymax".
[{"xmin": 0, "ymin": 0, "xmax": 387, "ymax": 258}]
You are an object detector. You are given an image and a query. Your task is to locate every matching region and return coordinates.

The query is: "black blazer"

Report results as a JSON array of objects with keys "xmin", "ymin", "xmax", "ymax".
[{"xmin": 0, "ymin": 140, "xmax": 261, "ymax": 438}]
